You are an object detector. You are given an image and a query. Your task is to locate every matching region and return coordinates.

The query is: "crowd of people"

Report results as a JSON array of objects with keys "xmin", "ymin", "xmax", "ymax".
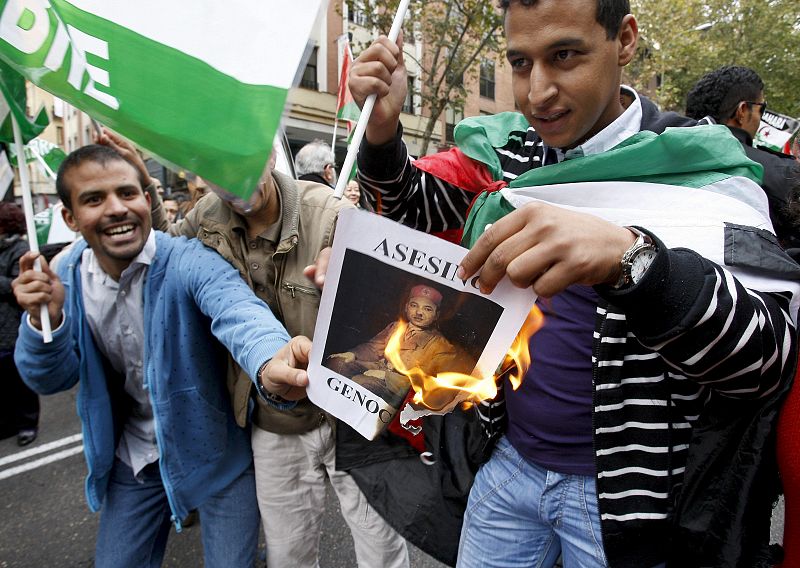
[{"xmin": 4, "ymin": 0, "xmax": 800, "ymax": 567}]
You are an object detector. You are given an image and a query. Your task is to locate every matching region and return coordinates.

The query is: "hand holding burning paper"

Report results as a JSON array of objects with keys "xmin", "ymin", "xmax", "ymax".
[
  {"xmin": 307, "ymin": 209, "xmax": 538, "ymax": 440},
  {"xmin": 392, "ymin": 306, "xmax": 544, "ymax": 431}
]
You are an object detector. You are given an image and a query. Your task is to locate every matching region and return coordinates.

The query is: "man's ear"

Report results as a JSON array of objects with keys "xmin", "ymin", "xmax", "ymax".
[
  {"xmin": 617, "ymin": 14, "xmax": 638, "ymax": 67},
  {"xmin": 731, "ymin": 101, "xmax": 748, "ymax": 127},
  {"xmin": 61, "ymin": 203, "xmax": 79, "ymax": 232}
]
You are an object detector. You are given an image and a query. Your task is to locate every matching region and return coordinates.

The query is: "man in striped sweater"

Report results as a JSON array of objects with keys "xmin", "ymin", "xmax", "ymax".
[{"xmin": 348, "ymin": 0, "xmax": 799, "ymax": 566}]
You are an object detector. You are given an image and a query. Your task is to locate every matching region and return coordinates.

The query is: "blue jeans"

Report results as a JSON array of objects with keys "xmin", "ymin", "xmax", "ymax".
[
  {"xmin": 95, "ymin": 458, "xmax": 259, "ymax": 568},
  {"xmin": 457, "ymin": 436, "xmax": 608, "ymax": 568}
]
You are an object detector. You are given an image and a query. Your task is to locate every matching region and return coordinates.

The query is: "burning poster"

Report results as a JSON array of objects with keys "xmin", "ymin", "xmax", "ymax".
[{"xmin": 307, "ymin": 208, "xmax": 538, "ymax": 440}]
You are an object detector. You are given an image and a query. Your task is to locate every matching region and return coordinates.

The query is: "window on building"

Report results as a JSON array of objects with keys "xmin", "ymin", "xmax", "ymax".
[
  {"xmin": 402, "ymin": 76, "xmax": 416, "ymax": 114},
  {"xmin": 445, "ymin": 106, "xmax": 464, "ymax": 144},
  {"xmin": 300, "ymin": 47, "xmax": 318, "ymax": 90},
  {"xmin": 348, "ymin": 1, "xmax": 369, "ymax": 26},
  {"xmin": 56, "ymin": 126, "xmax": 64, "ymax": 146},
  {"xmin": 480, "ymin": 60, "xmax": 495, "ymax": 100}
]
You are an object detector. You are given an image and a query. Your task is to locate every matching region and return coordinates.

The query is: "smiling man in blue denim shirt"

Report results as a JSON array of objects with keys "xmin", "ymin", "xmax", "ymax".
[{"xmin": 12, "ymin": 144, "xmax": 310, "ymax": 568}]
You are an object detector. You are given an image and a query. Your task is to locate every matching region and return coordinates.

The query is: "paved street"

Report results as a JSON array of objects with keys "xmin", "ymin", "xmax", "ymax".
[
  {"xmin": 0, "ymin": 389, "xmax": 446, "ymax": 568},
  {"xmin": 2, "ymin": 388, "xmax": 787, "ymax": 567}
]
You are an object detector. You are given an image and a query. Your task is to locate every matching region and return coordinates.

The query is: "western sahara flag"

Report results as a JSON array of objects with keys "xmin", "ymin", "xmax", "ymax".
[
  {"xmin": 335, "ymin": 40, "xmax": 360, "ymax": 135},
  {"xmin": 413, "ymin": 114, "xmax": 800, "ymax": 316},
  {"xmin": 0, "ymin": 0, "xmax": 323, "ymax": 200}
]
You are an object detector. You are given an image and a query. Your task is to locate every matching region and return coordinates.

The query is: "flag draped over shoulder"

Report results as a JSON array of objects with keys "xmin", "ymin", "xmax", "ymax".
[
  {"xmin": 415, "ymin": 113, "xmax": 799, "ymax": 314},
  {"xmin": 0, "ymin": 58, "xmax": 48, "ymax": 143},
  {"xmin": 0, "ymin": 0, "xmax": 322, "ymax": 200},
  {"xmin": 416, "ymin": 113, "xmax": 800, "ymax": 314}
]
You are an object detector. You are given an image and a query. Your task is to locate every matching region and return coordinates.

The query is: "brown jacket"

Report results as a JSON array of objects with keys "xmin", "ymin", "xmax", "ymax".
[{"xmin": 153, "ymin": 171, "xmax": 352, "ymax": 433}]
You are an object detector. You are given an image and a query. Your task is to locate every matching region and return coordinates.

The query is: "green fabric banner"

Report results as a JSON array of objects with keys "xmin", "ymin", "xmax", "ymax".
[
  {"xmin": 0, "ymin": 58, "xmax": 48, "ymax": 144},
  {"xmin": 8, "ymin": 137, "xmax": 66, "ymax": 177},
  {"xmin": 454, "ymin": 113, "xmax": 763, "ymax": 189},
  {"xmin": 0, "ymin": 0, "xmax": 322, "ymax": 199}
]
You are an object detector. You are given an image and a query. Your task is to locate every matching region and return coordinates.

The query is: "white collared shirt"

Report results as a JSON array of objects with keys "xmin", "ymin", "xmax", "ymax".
[
  {"xmin": 80, "ymin": 230, "xmax": 159, "ymax": 477},
  {"xmin": 550, "ymin": 85, "xmax": 643, "ymax": 162}
]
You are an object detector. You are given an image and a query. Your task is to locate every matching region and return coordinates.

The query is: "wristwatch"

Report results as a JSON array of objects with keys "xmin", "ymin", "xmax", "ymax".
[{"xmin": 614, "ymin": 227, "xmax": 658, "ymax": 289}]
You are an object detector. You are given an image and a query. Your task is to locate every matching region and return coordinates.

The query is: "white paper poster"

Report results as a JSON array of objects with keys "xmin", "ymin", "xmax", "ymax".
[{"xmin": 307, "ymin": 209, "xmax": 537, "ymax": 440}]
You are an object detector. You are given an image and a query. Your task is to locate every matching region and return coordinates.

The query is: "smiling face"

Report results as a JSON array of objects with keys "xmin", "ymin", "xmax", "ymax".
[
  {"xmin": 61, "ymin": 159, "xmax": 152, "ymax": 280},
  {"xmin": 405, "ymin": 296, "xmax": 439, "ymax": 329},
  {"xmin": 344, "ymin": 180, "xmax": 361, "ymax": 205},
  {"xmin": 505, "ymin": 0, "xmax": 637, "ymax": 149}
]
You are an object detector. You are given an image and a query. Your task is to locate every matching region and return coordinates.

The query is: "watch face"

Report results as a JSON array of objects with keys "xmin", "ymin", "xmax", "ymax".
[{"xmin": 630, "ymin": 248, "xmax": 658, "ymax": 283}]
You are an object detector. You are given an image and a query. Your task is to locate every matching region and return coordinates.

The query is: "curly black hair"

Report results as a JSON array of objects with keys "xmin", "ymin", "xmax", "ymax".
[
  {"xmin": 497, "ymin": 0, "xmax": 631, "ymax": 40},
  {"xmin": 0, "ymin": 202, "xmax": 26, "ymax": 236},
  {"xmin": 685, "ymin": 66, "xmax": 764, "ymax": 123}
]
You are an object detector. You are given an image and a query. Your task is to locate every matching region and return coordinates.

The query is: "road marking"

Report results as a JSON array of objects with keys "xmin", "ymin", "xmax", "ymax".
[
  {"xmin": 0, "ymin": 445, "xmax": 84, "ymax": 481},
  {"xmin": 0, "ymin": 433, "xmax": 83, "ymax": 468}
]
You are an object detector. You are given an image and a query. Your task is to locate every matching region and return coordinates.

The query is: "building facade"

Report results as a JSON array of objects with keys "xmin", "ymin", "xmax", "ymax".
[
  {"xmin": 13, "ymin": 3, "xmax": 516, "ymax": 204},
  {"xmin": 286, "ymin": 1, "xmax": 516, "ymax": 164}
]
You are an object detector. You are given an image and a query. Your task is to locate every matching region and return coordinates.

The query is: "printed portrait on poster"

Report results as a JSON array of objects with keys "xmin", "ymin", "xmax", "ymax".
[{"xmin": 321, "ymin": 250, "xmax": 503, "ymax": 409}]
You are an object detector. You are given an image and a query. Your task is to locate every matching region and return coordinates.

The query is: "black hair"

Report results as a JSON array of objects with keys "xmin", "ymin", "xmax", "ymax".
[
  {"xmin": 685, "ymin": 66, "xmax": 764, "ymax": 123},
  {"xmin": 165, "ymin": 192, "xmax": 190, "ymax": 204},
  {"xmin": 0, "ymin": 202, "xmax": 26, "ymax": 236},
  {"xmin": 55, "ymin": 144, "xmax": 137, "ymax": 210},
  {"xmin": 497, "ymin": 0, "xmax": 631, "ymax": 40}
]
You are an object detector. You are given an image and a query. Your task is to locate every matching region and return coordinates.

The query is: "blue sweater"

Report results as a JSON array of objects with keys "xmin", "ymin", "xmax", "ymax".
[{"xmin": 15, "ymin": 232, "xmax": 291, "ymax": 521}]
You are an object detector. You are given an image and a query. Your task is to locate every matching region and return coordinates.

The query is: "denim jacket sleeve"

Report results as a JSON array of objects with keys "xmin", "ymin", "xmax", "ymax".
[
  {"xmin": 178, "ymin": 240, "xmax": 291, "ymax": 381},
  {"xmin": 14, "ymin": 312, "xmax": 79, "ymax": 395}
]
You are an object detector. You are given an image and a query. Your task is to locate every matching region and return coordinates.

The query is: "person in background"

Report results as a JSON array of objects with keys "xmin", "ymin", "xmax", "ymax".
[
  {"xmin": 295, "ymin": 139, "xmax": 337, "ymax": 188},
  {"xmin": 0, "ymin": 202, "xmax": 38, "ymax": 446},
  {"xmin": 686, "ymin": 65, "xmax": 799, "ymax": 245},
  {"xmin": 344, "ymin": 179, "xmax": 362, "ymax": 207},
  {"xmin": 162, "ymin": 196, "xmax": 180, "ymax": 223}
]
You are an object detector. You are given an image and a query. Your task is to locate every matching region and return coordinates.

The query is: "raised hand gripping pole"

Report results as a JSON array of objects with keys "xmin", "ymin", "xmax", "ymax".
[{"xmin": 332, "ymin": 0, "xmax": 411, "ymax": 199}]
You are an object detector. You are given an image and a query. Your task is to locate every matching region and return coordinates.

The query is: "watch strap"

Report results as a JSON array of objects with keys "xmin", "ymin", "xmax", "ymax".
[{"xmin": 614, "ymin": 227, "xmax": 657, "ymax": 289}]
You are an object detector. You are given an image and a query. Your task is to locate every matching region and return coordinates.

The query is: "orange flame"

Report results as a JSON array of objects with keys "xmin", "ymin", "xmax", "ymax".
[{"xmin": 383, "ymin": 306, "xmax": 544, "ymax": 411}]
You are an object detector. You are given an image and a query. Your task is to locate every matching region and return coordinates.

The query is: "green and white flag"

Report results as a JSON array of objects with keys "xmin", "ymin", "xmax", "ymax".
[
  {"xmin": 8, "ymin": 137, "xmax": 66, "ymax": 177},
  {"xmin": 0, "ymin": 58, "xmax": 48, "ymax": 143},
  {"xmin": 451, "ymin": 116, "xmax": 800, "ymax": 318},
  {"xmin": 0, "ymin": 0, "xmax": 324, "ymax": 200}
]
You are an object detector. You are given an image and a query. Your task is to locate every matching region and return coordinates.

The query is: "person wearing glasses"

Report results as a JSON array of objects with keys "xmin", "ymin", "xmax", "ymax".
[
  {"xmin": 295, "ymin": 139, "xmax": 337, "ymax": 189},
  {"xmin": 686, "ymin": 66, "xmax": 799, "ymax": 245}
]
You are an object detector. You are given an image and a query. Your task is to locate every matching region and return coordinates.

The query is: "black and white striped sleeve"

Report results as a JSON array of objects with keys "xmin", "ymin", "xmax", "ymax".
[
  {"xmin": 357, "ymin": 126, "xmax": 473, "ymax": 233},
  {"xmin": 604, "ymin": 243, "xmax": 797, "ymax": 400}
]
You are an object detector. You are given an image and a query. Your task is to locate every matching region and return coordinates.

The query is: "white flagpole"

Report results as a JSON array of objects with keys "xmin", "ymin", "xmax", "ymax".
[
  {"xmin": 12, "ymin": 115, "xmax": 52, "ymax": 342},
  {"xmin": 332, "ymin": 0, "xmax": 411, "ymax": 199},
  {"xmin": 331, "ymin": 117, "xmax": 340, "ymax": 150}
]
